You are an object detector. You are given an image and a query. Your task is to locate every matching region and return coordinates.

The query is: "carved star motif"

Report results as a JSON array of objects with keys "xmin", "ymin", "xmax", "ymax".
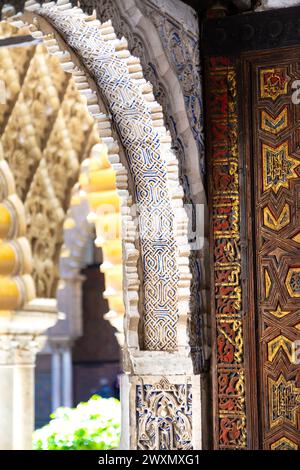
[
  {"xmin": 268, "ymin": 247, "xmax": 286, "ymax": 264},
  {"xmin": 270, "ymin": 303, "xmax": 290, "ymax": 318},
  {"xmin": 263, "ymin": 142, "xmax": 299, "ymax": 194}
]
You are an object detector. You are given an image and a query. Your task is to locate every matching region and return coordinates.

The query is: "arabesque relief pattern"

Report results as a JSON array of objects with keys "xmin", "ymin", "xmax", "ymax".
[
  {"xmin": 142, "ymin": 0, "xmax": 204, "ymax": 171},
  {"xmin": 78, "ymin": 0, "xmax": 205, "ymax": 171},
  {"xmin": 136, "ymin": 377, "xmax": 192, "ymax": 450},
  {"xmin": 206, "ymin": 57, "xmax": 247, "ymax": 449},
  {"xmin": 76, "ymin": 0, "xmax": 206, "ymax": 367},
  {"xmin": 3, "ymin": 10, "xmax": 134, "ymax": 345}
]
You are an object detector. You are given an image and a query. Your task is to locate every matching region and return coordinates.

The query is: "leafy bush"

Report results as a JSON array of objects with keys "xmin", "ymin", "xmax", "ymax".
[{"xmin": 33, "ymin": 395, "xmax": 121, "ymax": 450}]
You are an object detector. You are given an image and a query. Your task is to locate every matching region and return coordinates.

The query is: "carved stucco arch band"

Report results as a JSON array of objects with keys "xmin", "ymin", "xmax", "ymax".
[
  {"xmin": 0, "ymin": 142, "xmax": 35, "ymax": 311},
  {"xmin": 80, "ymin": 0, "xmax": 208, "ymax": 370},
  {"xmin": 25, "ymin": 1, "xmax": 191, "ymax": 352}
]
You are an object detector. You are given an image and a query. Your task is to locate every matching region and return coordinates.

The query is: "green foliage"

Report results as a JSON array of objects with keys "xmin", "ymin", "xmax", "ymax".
[{"xmin": 33, "ymin": 395, "xmax": 121, "ymax": 450}]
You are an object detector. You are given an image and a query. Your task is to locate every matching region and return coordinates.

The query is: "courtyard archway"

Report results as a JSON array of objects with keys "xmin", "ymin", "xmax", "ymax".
[{"xmin": 0, "ymin": 1, "xmax": 201, "ymax": 450}]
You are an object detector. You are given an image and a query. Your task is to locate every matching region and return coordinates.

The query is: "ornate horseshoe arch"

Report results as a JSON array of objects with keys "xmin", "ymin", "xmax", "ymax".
[{"xmin": 28, "ymin": 2, "xmax": 191, "ymax": 355}]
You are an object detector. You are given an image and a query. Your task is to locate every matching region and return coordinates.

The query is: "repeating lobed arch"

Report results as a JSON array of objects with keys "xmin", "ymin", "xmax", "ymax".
[
  {"xmin": 0, "ymin": 2, "xmax": 190, "ymax": 358},
  {"xmin": 0, "ymin": 21, "xmax": 35, "ymax": 313},
  {"xmin": 53, "ymin": 150, "xmax": 129, "ymax": 347},
  {"xmin": 0, "ymin": 0, "xmax": 166, "ymax": 352},
  {"xmin": 29, "ymin": 24, "xmax": 138, "ymax": 348},
  {"xmin": 20, "ymin": 0, "xmax": 192, "ymax": 353},
  {"xmin": 0, "ymin": 142, "xmax": 35, "ymax": 311},
  {"xmin": 0, "ymin": 16, "xmax": 130, "ymax": 340},
  {"xmin": 79, "ymin": 142, "xmax": 130, "ymax": 346}
]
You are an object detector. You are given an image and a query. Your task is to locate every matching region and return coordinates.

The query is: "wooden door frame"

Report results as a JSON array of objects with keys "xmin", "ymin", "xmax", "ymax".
[{"xmin": 202, "ymin": 5, "xmax": 300, "ymax": 450}]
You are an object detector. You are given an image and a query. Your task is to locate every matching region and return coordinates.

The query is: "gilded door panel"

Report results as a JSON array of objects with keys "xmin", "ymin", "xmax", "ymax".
[
  {"xmin": 204, "ymin": 8, "xmax": 300, "ymax": 451},
  {"xmin": 249, "ymin": 52, "xmax": 300, "ymax": 450}
]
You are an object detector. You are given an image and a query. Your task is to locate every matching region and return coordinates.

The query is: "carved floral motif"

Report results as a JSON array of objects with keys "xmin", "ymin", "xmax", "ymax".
[{"xmin": 136, "ymin": 377, "xmax": 192, "ymax": 450}]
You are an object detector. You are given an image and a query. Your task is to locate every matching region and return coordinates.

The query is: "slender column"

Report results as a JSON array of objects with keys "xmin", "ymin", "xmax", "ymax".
[
  {"xmin": 0, "ymin": 334, "xmax": 45, "ymax": 450},
  {"xmin": 0, "ymin": 305, "xmax": 58, "ymax": 449},
  {"xmin": 12, "ymin": 364, "xmax": 35, "ymax": 449},
  {"xmin": 62, "ymin": 345, "xmax": 73, "ymax": 408},
  {"xmin": 0, "ymin": 361, "xmax": 14, "ymax": 449},
  {"xmin": 12, "ymin": 334, "xmax": 44, "ymax": 450},
  {"xmin": 51, "ymin": 345, "xmax": 61, "ymax": 411}
]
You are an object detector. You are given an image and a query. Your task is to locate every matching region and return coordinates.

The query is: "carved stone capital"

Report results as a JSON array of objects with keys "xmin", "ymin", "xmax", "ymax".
[
  {"xmin": 0, "ymin": 333, "xmax": 46, "ymax": 365},
  {"xmin": 0, "ymin": 298, "xmax": 58, "ymax": 364}
]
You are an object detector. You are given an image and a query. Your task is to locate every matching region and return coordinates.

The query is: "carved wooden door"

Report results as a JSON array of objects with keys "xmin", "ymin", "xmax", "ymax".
[
  {"xmin": 203, "ymin": 7, "xmax": 300, "ymax": 450},
  {"xmin": 244, "ymin": 48, "xmax": 300, "ymax": 451}
]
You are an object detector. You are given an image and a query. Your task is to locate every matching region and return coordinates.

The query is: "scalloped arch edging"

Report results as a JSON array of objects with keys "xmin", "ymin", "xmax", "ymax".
[{"xmin": 0, "ymin": 142, "xmax": 35, "ymax": 311}]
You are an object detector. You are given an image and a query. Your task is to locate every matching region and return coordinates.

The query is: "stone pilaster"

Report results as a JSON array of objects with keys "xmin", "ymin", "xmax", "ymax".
[
  {"xmin": 0, "ymin": 300, "xmax": 57, "ymax": 450},
  {"xmin": 120, "ymin": 369, "xmax": 202, "ymax": 450},
  {"xmin": 121, "ymin": 350, "xmax": 203, "ymax": 450}
]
